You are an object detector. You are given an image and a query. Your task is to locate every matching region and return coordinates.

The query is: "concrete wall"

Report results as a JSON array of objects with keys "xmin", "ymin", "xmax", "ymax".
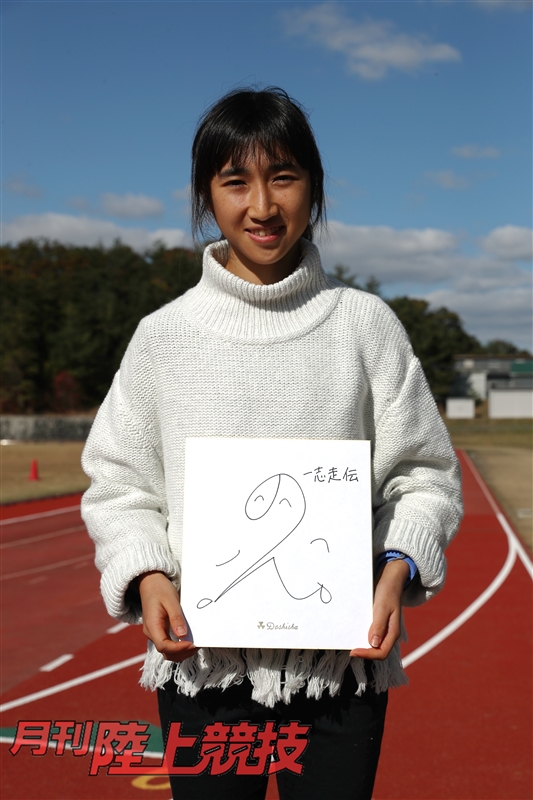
[
  {"xmin": 446, "ymin": 398, "xmax": 475, "ymax": 419},
  {"xmin": 1, "ymin": 415, "xmax": 94, "ymax": 441},
  {"xmin": 488, "ymin": 390, "xmax": 533, "ymax": 419},
  {"xmin": 467, "ymin": 372, "xmax": 487, "ymax": 401}
]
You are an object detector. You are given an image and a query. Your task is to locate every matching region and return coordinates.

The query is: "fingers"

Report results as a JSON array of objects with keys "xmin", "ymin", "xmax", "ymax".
[
  {"xmin": 158, "ymin": 639, "xmax": 199, "ymax": 663},
  {"xmin": 167, "ymin": 607, "xmax": 188, "ymax": 640},
  {"xmin": 349, "ymin": 598, "xmax": 402, "ymax": 661},
  {"xmin": 144, "ymin": 612, "xmax": 198, "ymax": 662},
  {"xmin": 368, "ymin": 616, "xmax": 390, "ymax": 650},
  {"xmin": 349, "ymin": 628, "xmax": 398, "ymax": 661},
  {"xmin": 153, "ymin": 605, "xmax": 198, "ymax": 663},
  {"xmin": 349, "ymin": 618, "xmax": 400, "ymax": 660},
  {"xmin": 138, "ymin": 571, "xmax": 199, "ymax": 663}
]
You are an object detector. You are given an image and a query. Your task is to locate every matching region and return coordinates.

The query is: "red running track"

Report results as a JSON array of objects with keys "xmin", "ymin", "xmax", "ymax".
[{"xmin": 1, "ymin": 451, "xmax": 531, "ymax": 799}]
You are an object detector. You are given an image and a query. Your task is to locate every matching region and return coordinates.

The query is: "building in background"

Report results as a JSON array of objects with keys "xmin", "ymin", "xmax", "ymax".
[{"xmin": 451, "ymin": 356, "xmax": 533, "ymax": 419}]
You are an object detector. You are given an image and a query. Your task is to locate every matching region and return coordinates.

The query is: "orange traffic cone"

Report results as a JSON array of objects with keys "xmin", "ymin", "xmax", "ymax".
[{"xmin": 28, "ymin": 459, "xmax": 40, "ymax": 481}]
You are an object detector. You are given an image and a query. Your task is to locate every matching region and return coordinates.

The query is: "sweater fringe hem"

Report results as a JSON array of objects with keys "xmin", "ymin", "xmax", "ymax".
[{"xmin": 139, "ymin": 645, "xmax": 408, "ymax": 705}]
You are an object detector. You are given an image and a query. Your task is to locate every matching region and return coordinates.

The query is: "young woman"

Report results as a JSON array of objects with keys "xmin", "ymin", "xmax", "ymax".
[{"xmin": 82, "ymin": 87, "xmax": 463, "ymax": 800}]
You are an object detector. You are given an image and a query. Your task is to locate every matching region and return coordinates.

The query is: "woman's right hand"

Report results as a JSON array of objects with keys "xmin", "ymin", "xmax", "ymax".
[{"xmin": 138, "ymin": 571, "xmax": 199, "ymax": 662}]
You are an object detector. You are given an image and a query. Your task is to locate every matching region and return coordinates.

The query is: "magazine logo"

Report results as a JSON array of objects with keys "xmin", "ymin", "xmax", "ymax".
[
  {"xmin": 9, "ymin": 719, "xmax": 310, "ymax": 776},
  {"xmin": 258, "ymin": 621, "xmax": 299, "ymax": 630}
]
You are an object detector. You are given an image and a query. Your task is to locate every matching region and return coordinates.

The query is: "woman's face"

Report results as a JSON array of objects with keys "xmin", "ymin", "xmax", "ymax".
[{"xmin": 209, "ymin": 149, "xmax": 312, "ymax": 284}]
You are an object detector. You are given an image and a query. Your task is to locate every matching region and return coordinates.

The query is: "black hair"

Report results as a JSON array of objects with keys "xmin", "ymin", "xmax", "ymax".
[{"xmin": 191, "ymin": 86, "xmax": 326, "ymax": 242}]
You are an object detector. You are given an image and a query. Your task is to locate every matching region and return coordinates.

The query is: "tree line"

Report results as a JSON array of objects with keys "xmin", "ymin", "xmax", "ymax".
[
  {"xmin": 1, "ymin": 240, "xmax": 528, "ymax": 414},
  {"xmin": 331, "ymin": 265, "xmax": 530, "ymax": 399}
]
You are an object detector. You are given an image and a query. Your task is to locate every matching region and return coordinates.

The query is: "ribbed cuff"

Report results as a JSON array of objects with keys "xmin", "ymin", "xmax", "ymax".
[
  {"xmin": 100, "ymin": 541, "xmax": 179, "ymax": 623},
  {"xmin": 374, "ymin": 518, "xmax": 446, "ymax": 606}
]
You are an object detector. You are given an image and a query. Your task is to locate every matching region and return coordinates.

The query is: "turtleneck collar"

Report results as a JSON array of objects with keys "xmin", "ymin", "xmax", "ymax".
[{"xmin": 179, "ymin": 238, "xmax": 343, "ymax": 342}]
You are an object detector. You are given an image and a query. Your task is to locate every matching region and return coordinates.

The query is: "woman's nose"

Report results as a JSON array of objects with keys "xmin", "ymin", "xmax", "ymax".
[{"xmin": 249, "ymin": 184, "xmax": 278, "ymax": 220}]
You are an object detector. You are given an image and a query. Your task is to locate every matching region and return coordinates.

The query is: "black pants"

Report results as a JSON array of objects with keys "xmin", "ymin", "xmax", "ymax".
[{"xmin": 157, "ymin": 665, "xmax": 388, "ymax": 800}]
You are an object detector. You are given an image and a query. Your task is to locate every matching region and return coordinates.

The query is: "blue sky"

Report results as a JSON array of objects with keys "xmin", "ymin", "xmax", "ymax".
[{"xmin": 2, "ymin": 0, "xmax": 532, "ymax": 348}]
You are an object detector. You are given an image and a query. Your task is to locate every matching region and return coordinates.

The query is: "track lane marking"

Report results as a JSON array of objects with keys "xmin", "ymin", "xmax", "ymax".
[
  {"xmin": 0, "ymin": 525, "xmax": 87, "ymax": 549},
  {"xmin": 107, "ymin": 621, "xmax": 130, "ymax": 634},
  {"xmin": 1, "ymin": 554, "xmax": 93, "ymax": 581},
  {"xmin": 403, "ymin": 450, "xmax": 532, "ymax": 668},
  {"xmin": 461, "ymin": 449, "xmax": 532, "ymax": 577},
  {"xmin": 0, "ymin": 505, "xmax": 81, "ymax": 526},
  {"xmin": 496, "ymin": 511, "xmax": 533, "ymax": 578},
  {"xmin": 2, "ymin": 455, "xmax": 529, "ymax": 716},
  {"xmin": 40, "ymin": 655, "xmax": 74, "ymax": 672},
  {"xmin": 403, "ymin": 527, "xmax": 516, "ymax": 667},
  {"xmin": 0, "ymin": 654, "xmax": 146, "ymax": 713}
]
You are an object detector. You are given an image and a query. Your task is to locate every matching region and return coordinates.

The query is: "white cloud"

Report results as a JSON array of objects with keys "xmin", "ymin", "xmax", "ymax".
[
  {"xmin": 474, "ymin": 0, "xmax": 532, "ymax": 12},
  {"xmin": 281, "ymin": 3, "xmax": 461, "ymax": 80},
  {"xmin": 319, "ymin": 220, "xmax": 531, "ymax": 285},
  {"xmin": 101, "ymin": 193, "xmax": 164, "ymax": 219},
  {"xmin": 172, "ymin": 185, "xmax": 191, "ymax": 201},
  {"xmin": 318, "ymin": 220, "xmax": 532, "ymax": 348},
  {"xmin": 66, "ymin": 196, "xmax": 90, "ymax": 211},
  {"xmin": 1, "ymin": 213, "xmax": 191, "ymax": 251},
  {"xmin": 4, "ymin": 176, "xmax": 42, "ymax": 198},
  {"xmin": 479, "ymin": 225, "xmax": 533, "ymax": 261},
  {"xmin": 424, "ymin": 170, "xmax": 470, "ymax": 190},
  {"xmin": 424, "ymin": 285, "xmax": 532, "ymax": 349},
  {"xmin": 318, "ymin": 220, "xmax": 459, "ymax": 281},
  {"xmin": 451, "ymin": 144, "xmax": 500, "ymax": 159}
]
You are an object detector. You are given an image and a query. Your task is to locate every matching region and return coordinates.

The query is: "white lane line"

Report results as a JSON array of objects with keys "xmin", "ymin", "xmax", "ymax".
[
  {"xmin": 461, "ymin": 450, "xmax": 533, "ymax": 578},
  {"xmin": 0, "ymin": 653, "xmax": 146, "ymax": 713},
  {"xmin": 2, "ymin": 451, "xmax": 528, "ymax": 717},
  {"xmin": 0, "ymin": 525, "xmax": 86, "ymax": 549},
  {"xmin": 497, "ymin": 512, "xmax": 533, "ymax": 579},
  {"xmin": 403, "ymin": 450, "xmax": 532, "ymax": 668},
  {"xmin": 0, "ymin": 505, "xmax": 81, "ymax": 526},
  {"xmin": 107, "ymin": 621, "xmax": 129, "ymax": 634},
  {"xmin": 40, "ymin": 654, "xmax": 74, "ymax": 672},
  {"xmin": 403, "ymin": 528, "xmax": 516, "ymax": 668},
  {"xmin": 1, "ymin": 554, "xmax": 93, "ymax": 581}
]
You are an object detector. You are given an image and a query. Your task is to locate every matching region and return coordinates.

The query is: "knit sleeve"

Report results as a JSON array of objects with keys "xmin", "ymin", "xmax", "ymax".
[
  {"xmin": 81, "ymin": 321, "xmax": 178, "ymax": 623},
  {"xmin": 371, "ymin": 352, "xmax": 463, "ymax": 607}
]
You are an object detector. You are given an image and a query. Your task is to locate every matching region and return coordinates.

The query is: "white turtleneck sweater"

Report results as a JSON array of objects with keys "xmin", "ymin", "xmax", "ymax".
[{"xmin": 81, "ymin": 239, "xmax": 463, "ymax": 706}]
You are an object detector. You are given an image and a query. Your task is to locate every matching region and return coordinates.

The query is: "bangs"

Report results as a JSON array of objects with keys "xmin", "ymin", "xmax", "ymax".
[
  {"xmin": 215, "ymin": 137, "xmax": 297, "ymax": 175},
  {"xmin": 199, "ymin": 99, "xmax": 312, "ymax": 177}
]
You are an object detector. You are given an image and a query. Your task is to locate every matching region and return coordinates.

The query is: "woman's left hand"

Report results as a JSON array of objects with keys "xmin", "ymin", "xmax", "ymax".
[{"xmin": 349, "ymin": 558, "xmax": 409, "ymax": 661}]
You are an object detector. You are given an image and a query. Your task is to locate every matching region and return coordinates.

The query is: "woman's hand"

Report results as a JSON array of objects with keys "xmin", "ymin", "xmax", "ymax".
[
  {"xmin": 138, "ymin": 571, "xmax": 199, "ymax": 662},
  {"xmin": 349, "ymin": 559, "xmax": 409, "ymax": 661}
]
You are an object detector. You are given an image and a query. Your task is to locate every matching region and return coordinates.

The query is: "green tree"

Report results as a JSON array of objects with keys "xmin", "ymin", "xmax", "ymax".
[
  {"xmin": 480, "ymin": 339, "xmax": 531, "ymax": 357},
  {"xmin": 330, "ymin": 264, "xmax": 381, "ymax": 295},
  {"xmin": 386, "ymin": 297, "xmax": 482, "ymax": 399},
  {"xmin": 0, "ymin": 239, "xmax": 202, "ymax": 413}
]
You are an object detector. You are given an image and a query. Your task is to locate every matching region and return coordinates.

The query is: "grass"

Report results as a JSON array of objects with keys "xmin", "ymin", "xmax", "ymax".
[
  {"xmin": 1, "ymin": 418, "xmax": 531, "ymax": 506},
  {"xmin": 1, "ymin": 441, "xmax": 89, "ymax": 504},
  {"xmin": 443, "ymin": 417, "xmax": 532, "ymax": 449},
  {"xmin": 440, "ymin": 414, "xmax": 532, "ymax": 551}
]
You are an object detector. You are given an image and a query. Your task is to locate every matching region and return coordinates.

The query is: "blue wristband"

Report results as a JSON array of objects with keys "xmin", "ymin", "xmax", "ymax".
[{"xmin": 375, "ymin": 551, "xmax": 418, "ymax": 588}]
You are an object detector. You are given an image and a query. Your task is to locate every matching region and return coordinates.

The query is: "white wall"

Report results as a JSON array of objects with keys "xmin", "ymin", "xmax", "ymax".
[
  {"xmin": 467, "ymin": 372, "xmax": 487, "ymax": 401},
  {"xmin": 446, "ymin": 398, "xmax": 475, "ymax": 419},
  {"xmin": 489, "ymin": 390, "xmax": 533, "ymax": 419}
]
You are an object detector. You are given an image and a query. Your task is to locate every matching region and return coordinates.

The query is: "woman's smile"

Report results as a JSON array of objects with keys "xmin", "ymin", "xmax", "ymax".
[{"xmin": 245, "ymin": 224, "xmax": 285, "ymax": 243}]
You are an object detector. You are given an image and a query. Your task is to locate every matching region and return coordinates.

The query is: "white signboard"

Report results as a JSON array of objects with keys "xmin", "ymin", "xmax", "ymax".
[{"xmin": 181, "ymin": 438, "xmax": 373, "ymax": 650}]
